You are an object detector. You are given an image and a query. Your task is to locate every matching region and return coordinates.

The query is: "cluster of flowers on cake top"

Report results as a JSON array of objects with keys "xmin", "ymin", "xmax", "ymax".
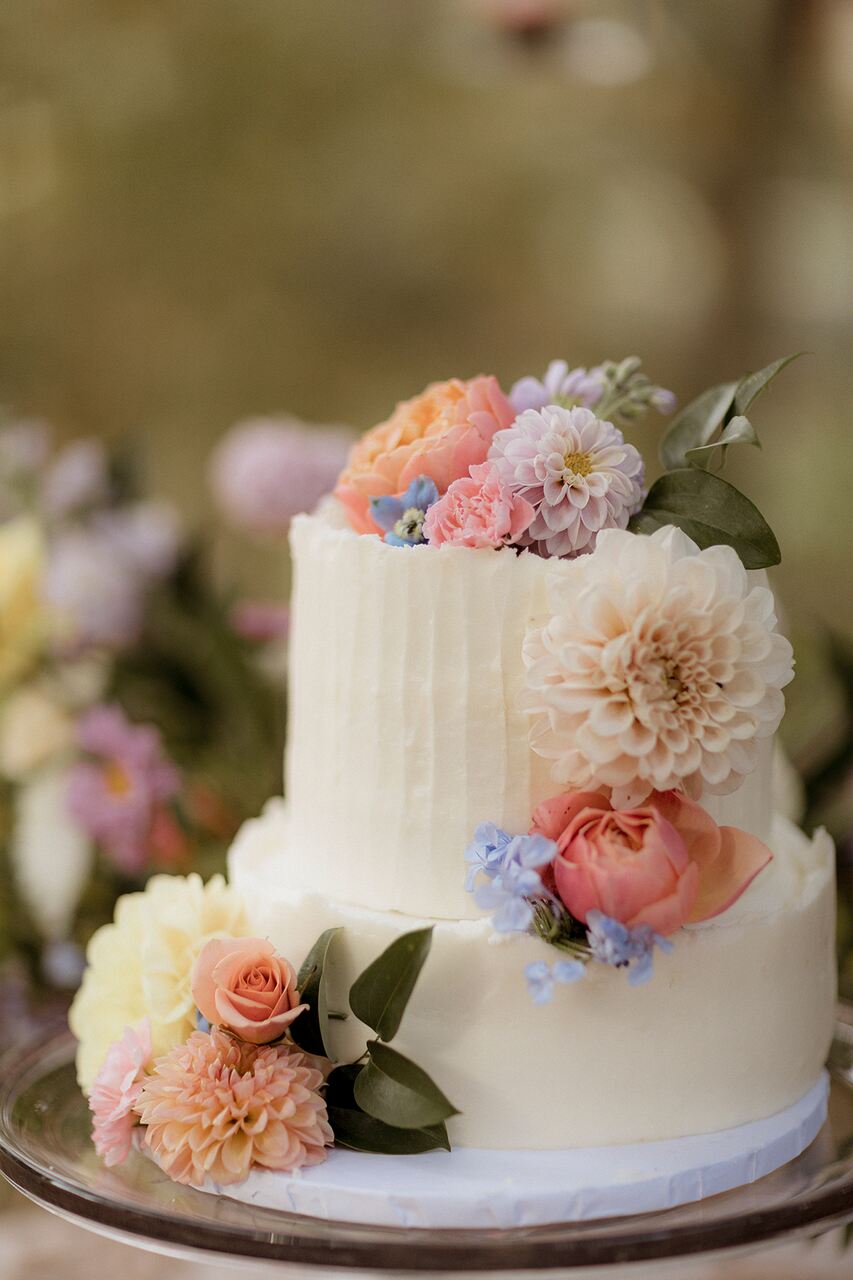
[
  {"xmin": 333, "ymin": 358, "xmax": 673, "ymax": 557},
  {"xmin": 71, "ymin": 874, "xmax": 458, "ymax": 1185},
  {"xmin": 465, "ymin": 785, "xmax": 773, "ymax": 1002}
]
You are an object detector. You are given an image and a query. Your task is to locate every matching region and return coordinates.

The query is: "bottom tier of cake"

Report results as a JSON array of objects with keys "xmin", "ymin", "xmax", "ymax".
[{"xmin": 228, "ymin": 802, "xmax": 836, "ymax": 1152}]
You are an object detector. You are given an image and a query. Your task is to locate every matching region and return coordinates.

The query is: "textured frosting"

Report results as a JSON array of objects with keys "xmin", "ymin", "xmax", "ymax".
[
  {"xmin": 285, "ymin": 505, "xmax": 776, "ymax": 920},
  {"xmin": 230, "ymin": 805, "xmax": 836, "ymax": 1150}
]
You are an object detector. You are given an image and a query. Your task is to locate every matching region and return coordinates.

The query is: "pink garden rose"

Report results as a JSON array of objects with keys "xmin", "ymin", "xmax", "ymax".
[
  {"xmin": 532, "ymin": 789, "xmax": 772, "ymax": 936},
  {"xmin": 334, "ymin": 376, "xmax": 516, "ymax": 536},
  {"xmin": 423, "ymin": 463, "xmax": 535, "ymax": 549},
  {"xmin": 89, "ymin": 1021, "xmax": 152, "ymax": 1166},
  {"xmin": 191, "ymin": 938, "xmax": 307, "ymax": 1045}
]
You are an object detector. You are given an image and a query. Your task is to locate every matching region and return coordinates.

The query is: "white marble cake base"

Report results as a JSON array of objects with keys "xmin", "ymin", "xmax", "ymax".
[{"xmin": 201, "ymin": 1072, "xmax": 828, "ymax": 1229}]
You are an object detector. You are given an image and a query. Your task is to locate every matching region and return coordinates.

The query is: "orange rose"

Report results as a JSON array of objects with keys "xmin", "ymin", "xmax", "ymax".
[
  {"xmin": 334, "ymin": 376, "xmax": 516, "ymax": 534},
  {"xmin": 191, "ymin": 937, "xmax": 307, "ymax": 1045}
]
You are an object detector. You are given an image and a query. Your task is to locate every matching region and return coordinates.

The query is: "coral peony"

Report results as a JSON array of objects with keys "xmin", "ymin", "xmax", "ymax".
[
  {"xmin": 524, "ymin": 525, "xmax": 794, "ymax": 806},
  {"xmin": 137, "ymin": 1029, "xmax": 333, "ymax": 1187},
  {"xmin": 89, "ymin": 1022, "xmax": 152, "ymax": 1166},
  {"xmin": 192, "ymin": 937, "xmax": 307, "ymax": 1045},
  {"xmin": 423, "ymin": 463, "xmax": 535, "ymax": 549},
  {"xmin": 334, "ymin": 376, "xmax": 515, "ymax": 535},
  {"xmin": 532, "ymin": 788, "xmax": 772, "ymax": 934},
  {"xmin": 70, "ymin": 873, "xmax": 249, "ymax": 1092}
]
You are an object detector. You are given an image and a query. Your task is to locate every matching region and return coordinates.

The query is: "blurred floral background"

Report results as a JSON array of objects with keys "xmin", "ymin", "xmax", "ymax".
[{"xmin": 1, "ymin": 0, "xmax": 853, "ymax": 1271}]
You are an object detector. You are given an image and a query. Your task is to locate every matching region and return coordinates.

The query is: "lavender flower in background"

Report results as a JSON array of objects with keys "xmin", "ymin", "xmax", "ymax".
[
  {"xmin": 464, "ymin": 821, "xmax": 513, "ymax": 891},
  {"xmin": 370, "ymin": 475, "xmax": 439, "ymax": 547},
  {"xmin": 230, "ymin": 600, "xmax": 291, "ymax": 643},
  {"xmin": 41, "ymin": 439, "xmax": 110, "ymax": 518},
  {"xmin": 472, "ymin": 832, "xmax": 556, "ymax": 933},
  {"xmin": 525, "ymin": 958, "xmax": 585, "ymax": 1005},
  {"xmin": 510, "ymin": 360, "xmax": 607, "ymax": 414},
  {"xmin": 44, "ymin": 527, "xmax": 146, "ymax": 649},
  {"xmin": 66, "ymin": 704, "xmax": 181, "ymax": 876},
  {"xmin": 93, "ymin": 502, "xmax": 182, "ymax": 579},
  {"xmin": 586, "ymin": 909, "xmax": 673, "ymax": 986},
  {"xmin": 209, "ymin": 416, "xmax": 353, "ymax": 537}
]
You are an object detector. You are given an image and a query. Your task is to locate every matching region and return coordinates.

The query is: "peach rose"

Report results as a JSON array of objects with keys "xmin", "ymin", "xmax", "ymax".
[
  {"xmin": 191, "ymin": 937, "xmax": 307, "ymax": 1045},
  {"xmin": 334, "ymin": 376, "xmax": 516, "ymax": 535},
  {"xmin": 532, "ymin": 789, "xmax": 772, "ymax": 936}
]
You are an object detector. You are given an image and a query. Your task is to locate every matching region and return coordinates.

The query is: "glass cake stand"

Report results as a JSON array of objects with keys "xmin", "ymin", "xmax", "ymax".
[{"xmin": 1, "ymin": 1014, "xmax": 853, "ymax": 1274}]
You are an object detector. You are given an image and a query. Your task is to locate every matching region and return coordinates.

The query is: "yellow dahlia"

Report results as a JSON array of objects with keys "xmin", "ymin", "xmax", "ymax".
[
  {"xmin": 137, "ymin": 1029, "xmax": 333, "ymax": 1187},
  {"xmin": 70, "ymin": 873, "xmax": 249, "ymax": 1091}
]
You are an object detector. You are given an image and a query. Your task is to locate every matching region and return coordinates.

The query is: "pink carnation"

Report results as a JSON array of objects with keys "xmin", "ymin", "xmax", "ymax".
[
  {"xmin": 137, "ymin": 1029, "xmax": 333, "ymax": 1187},
  {"xmin": 89, "ymin": 1021, "xmax": 152, "ymax": 1167},
  {"xmin": 424, "ymin": 463, "xmax": 535, "ymax": 549}
]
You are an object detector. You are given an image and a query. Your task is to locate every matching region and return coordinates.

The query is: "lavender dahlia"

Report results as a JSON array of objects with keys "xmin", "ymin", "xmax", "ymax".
[{"xmin": 488, "ymin": 404, "xmax": 644, "ymax": 558}]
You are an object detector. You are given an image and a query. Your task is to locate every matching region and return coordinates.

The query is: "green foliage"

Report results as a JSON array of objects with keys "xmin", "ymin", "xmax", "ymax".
[
  {"xmin": 531, "ymin": 900, "xmax": 591, "ymax": 960},
  {"xmin": 629, "ymin": 470, "xmax": 781, "ymax": 568},
  {"xmin": 684, "ymin": 415, "xmax": 759, "ymax": 469},
  {"xmin": 290, "ymin": 927, "xmax": 341, "ymax": 1059},
  {"xmin": 349, "ymin": 926, "xmax": 433, "ymax": 1042},
  {"xmin": 659, "ymin": 382, "xmax": 738, "ymax": 471},
  {"xmin": 355, "ymin": 1041, "xmax": 459, "ymax": 1129}
]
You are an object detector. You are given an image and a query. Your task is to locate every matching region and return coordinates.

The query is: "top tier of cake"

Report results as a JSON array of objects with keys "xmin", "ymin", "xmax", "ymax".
[{"xmin": 284, "ymin": 502, "xmax": 776, "ymax": 921}]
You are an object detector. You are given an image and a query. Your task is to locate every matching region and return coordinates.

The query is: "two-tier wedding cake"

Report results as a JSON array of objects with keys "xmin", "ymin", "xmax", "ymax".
[{"xmin": 71, "ymin": 356, "xmax": 836, "ymax": 1228}]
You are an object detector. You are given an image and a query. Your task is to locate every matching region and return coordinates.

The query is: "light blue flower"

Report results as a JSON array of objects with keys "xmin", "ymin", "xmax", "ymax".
[
  {"xmin": 586, "ymin": 910, "xmax": 673, "ymax": 986},
  {"xmin": 472, "ymin": 832, "xmax": 556, "ymax": 934},
  {"xmin": 464, "ymin": 822, "xmax": 513, "ymax": 892},
  {"xmin": 370, "ymin": 475, "xmax": 439, "ymax": 547},
  {"xmin": 525, "ymin": 958, "xmax": 585, "ymax": 1005}
]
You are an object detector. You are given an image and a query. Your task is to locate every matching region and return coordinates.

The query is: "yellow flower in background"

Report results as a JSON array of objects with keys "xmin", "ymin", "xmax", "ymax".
[
  {"xmin": 69, "ymin": 873, "xmax": 249, "ymax": 1091},
  {"xmin": 0, "ymin": 516, "xmax": 47, "ymax": 693},
  {"xmin": 0, "ymin": 683, "xmax": 73, "ymax": 780}
]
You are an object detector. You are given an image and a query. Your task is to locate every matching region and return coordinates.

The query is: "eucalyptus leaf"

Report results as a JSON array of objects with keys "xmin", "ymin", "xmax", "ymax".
[
  {"xmin": 325, "ymin": 1062, "xmax": 362, "ymax": 1110},
  {"xmin": 628, "ymin": 470, "xmax": 781, "ymax": 568},
  {"xmin": 354, "ymin": 1040, "xmax": 460, "ymax": 1129},
  {"xmin": 349, "ymin": 927, "xmax": 433, "ymax": 1042},
  {"xmin": 289, "ymin": 927, "xmax": 341, "ymax": 1058},
  {"xmin": 658, "ymin": 382, "xmax": 736, "ymax": 471},
  {"xmin": 733, "ymin": 353, "xmax": 806, "ymax": 416},
  {"xmin": 684, "ymin": 415, "xmax": 760, "ymax": 468},
  {"xmin": 328, "ymin": 1107, "xmax": 450, "ymax": 1154}
]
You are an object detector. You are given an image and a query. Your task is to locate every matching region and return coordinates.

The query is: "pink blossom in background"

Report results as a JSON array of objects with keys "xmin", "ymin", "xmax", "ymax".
[
  {"xmin": 424, "ymin": 463, "xmax": 535, "ymax": 549},
  {"xmin": 230, "ymin": 600, "xmax": 290, "ymax": 642},
  {"xmin": 66, "ymin": 705, "xmax": 181, "ymax": 875},
  {"xmin": 209, "ymin": 417, "xmax": 353, "ymax": 537},
  {"xmin": 89, "ymin": 1021, "xmax": 152, "ymax": 1166}
]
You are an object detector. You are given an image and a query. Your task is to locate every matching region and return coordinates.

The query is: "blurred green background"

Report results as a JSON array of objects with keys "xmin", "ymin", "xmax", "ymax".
[{"xmin": 0, "ymin": 1, "xmax": 852, "ymax": 768}]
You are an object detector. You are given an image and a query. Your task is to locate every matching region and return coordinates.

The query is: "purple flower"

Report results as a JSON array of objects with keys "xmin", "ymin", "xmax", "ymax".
[
  {"xmin": 473, "ymin": 832, "xmax": 556, "ymax": 933},
  {"xmin": 93, "ymin": 502, "xmax": 182, "ymax": 579},
  {"xmin": 230, "ymin": 600, "xmax": 290, "ymax": 643},
  {"xmin": 66, "ymin": 705, "xmax": 181, "ymax": 876},
  {"xmin": 370, "ymin": 476, "xmax": 439, "ymax": 547},
  {"xmin": 525, "ymin": 958, "xmax": 585, "ymax": 1005},
  {"xmin": 209, "ymin": 417, "xmax": 353, "ymax": 537},
  {"xmin": 41, "ymin": 440, "xmax": 109, "ymax": 518},
  {"xmin": 586, "ymin": 910, "xmax": 673, "ymax": 986},
  {"xmin": 464, "ymin": 821, "xmax": 513, "ymax": 892},
  {"xmin": 488, "ymin": 405, "xmax": 644, "ymax": 559},
  {"xmin": 510, "ymin": 361, "xmax": 606, "ymax": 415},
  {"xmin": 44, "ymin": 528, "xmax": 146, "ymax": 649}
]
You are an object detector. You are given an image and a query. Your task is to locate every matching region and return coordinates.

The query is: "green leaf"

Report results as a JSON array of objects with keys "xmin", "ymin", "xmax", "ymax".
[
  {"xmin": 328, "ymin": 1107, "xmax": 450, "ymax": 1154},
  {"xmin": 289, "ymin": 927, "xmax": 341, "ymax": 1059},
  {"xmin": 658, "ymin": 382, "xmax": 736, "ymax": 471},
  {"xmin": 349, "ymin": 927, "xmax": 433, "ymax": 1042},
  {"xmin": 733, "ymin": 353, "xmax": 806, "ymax": 416},
  {"xmin": 628, "ymin": 470, "xmax": 781, "ymax": 568},
  {"xmin": 684, "ymin": 415, "xmax": 760, "ymax": 468},
  {"xmin": 354, "ymin": 1040, "xmax": 459, "ymax": 1129},
  {"xmin": 325, "ymin": 1062, "xmax": 362, "ymax": 1110}
]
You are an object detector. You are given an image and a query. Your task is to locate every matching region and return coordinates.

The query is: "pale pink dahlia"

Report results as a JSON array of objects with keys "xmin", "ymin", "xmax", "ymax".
[
  {"xmin": 523, "ymin": 526, "xmax": 794, "ymax": 808},
  {"xmin": 89, "ymin": 1021, "xmax": 152, "ymax": 1167},
  {"xmin": 136, "ymin": 1029, "xmax": 333, "ymax": 1187},
  {"xmin": 488, "ymin": 405, "xmax": 644, "ymax": 558}
]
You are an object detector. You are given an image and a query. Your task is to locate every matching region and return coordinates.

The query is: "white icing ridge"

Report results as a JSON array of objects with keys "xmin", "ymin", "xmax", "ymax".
[
  {"xmin": 284, "ymin": 506, "xmax": 776, "ymax": 921},
  {"xmin": 229, "ymin": 806, "xmax": 836, "ymax": 1150}
]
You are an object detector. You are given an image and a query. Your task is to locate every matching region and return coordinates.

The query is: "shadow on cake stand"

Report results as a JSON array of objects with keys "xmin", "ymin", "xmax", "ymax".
[{"xmin": 1, "ymin": 1013, "xmax": 852, "ymax": 1275}]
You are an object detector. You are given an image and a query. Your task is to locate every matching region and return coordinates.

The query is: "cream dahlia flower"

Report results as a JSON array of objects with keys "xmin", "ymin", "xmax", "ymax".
[
  {"xmin": 523, "ymin": 526, "xmax": 794, "ymax": 807},
  {"xmin": 488, "ymin": 405, "xmax": 644, "ymax": 558},
  {"xmin": 70, "ymin": 873, "xmax": 249, "ymax": 1091},
  {"xmin": 137, "ymin": 1029, "xmax": 333, "ymax": 1187}
]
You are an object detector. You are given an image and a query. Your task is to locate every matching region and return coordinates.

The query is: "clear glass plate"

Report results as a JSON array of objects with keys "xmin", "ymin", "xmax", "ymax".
[{"xmin": 1, "ymin": 1014, "xmax": 852, "ymax": 1273}]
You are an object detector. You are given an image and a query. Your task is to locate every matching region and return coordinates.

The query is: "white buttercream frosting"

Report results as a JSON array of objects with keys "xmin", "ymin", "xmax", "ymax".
[
  {"xmin": 284, "ymin": 506, "xmax": 776, "ymax": 920},
  {"xmin": 229, "ymin": 805, "xmax": 836, "ymax": 1150}
]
